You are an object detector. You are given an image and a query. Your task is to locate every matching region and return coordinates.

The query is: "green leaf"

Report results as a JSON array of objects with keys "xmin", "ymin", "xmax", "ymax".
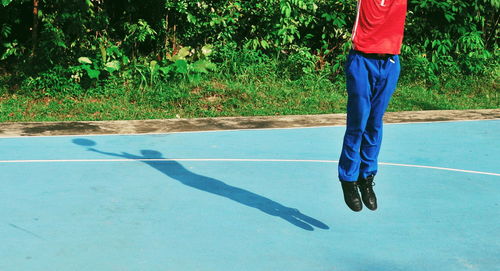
[
  {"xmin": 187, "ymin": 13, "xmax": 198, "ymax": 24},
  {"xmin": 174, "ymin": 60, "xmax": 188, "ymax": 74},
  {"xmin": 149, "ymin": 60, "xmax": 158, "ymax": 73},
  {"xmin": 192, "ymin": 60, "xmax": 216, "ymax": 74},
  {"xmin": 122, "ymin": 56, "xmax": 130, "ymax": 65},
  {"xmin": 1, "ymin": 24, "xmax": 12, "ymax": 38},
  {"xmin": 260, "ymin": 40, "xmax": 269, "ymax": 49},
  {"xmin": 1, "ymin": 0, "xmax": 12, "ymax": 7},
  {"xmin": 84, "ymin": 68, "xmax": 100, "ymax": 79},
  {"xmin": 444, "ymin": 13, "xmax": 454, "ymax": 22},
  {"xmin": 159, "ymin": 66, "xmax": 173, "ymax": 75},
  {"xmin": 178, "ymin": 47, "xmax": 191, "ymax": 58},
  {"xmin": 205, "ymin": 62, "xmax": 217, "ymax": 71},
  {"xmin": 105, "ymin": 60, "xmax": 121, "ymax": 73},
  {"xmin": 56, "ymin": 40, "xmax": 67, "ymax": 49},
  {"xmin": 100, "ymin": 44, "xmax": 107, "ymax": 63},
  {"xmin": 78, "ymin": 57, "xmax": 93, "ymax": 64},
  {"xmin": 170, "ymin": 47, "xmax": 191, "ymax": 61},
  {"xmin": 201, "ymin": 45, "xmax": 213, "ymax": 56}
]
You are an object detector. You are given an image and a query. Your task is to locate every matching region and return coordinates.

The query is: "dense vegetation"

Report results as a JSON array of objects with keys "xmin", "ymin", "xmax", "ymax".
[{"xmin": 0, "ymin": 0, "xmax": 498, "ymax": 121}]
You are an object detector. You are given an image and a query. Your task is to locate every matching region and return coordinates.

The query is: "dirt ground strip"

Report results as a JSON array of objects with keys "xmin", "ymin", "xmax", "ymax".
[{"xmin": 0, "ymin": 109, "xmax": 499, "ymax": 137}]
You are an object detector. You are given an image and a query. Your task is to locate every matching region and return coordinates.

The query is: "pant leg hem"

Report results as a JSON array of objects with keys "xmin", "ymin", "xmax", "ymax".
[{"xmin": 339, "ymin": 177, "xmax": 358, "ymax": 183}]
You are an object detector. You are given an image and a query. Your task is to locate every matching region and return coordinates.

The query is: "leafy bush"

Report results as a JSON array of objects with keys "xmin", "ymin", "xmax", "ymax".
[
  {"xmin": 407, "ymin": 0, "xmax": 498, "ymax": 76},
  {"xmin": 0, "ymin": 0, "xmax": 498, "ymax": 93},
  {"xmin": 21, "ymin": 66, "xmax": 83, "ymax": 97}
]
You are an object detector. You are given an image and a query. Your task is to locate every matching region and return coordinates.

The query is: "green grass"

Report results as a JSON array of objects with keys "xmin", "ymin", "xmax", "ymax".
[{"xmin": 0, "ymin": 64, "xmax": 498, "ymax": 122}]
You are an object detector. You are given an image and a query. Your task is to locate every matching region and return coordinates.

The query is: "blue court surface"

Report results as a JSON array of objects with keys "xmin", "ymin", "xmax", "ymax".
[{"xmin": 1, "ymin": 120, "xmax": 499, "ymax": 271}]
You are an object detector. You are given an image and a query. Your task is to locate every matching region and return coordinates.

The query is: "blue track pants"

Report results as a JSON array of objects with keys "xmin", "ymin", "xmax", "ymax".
[{"xmin": 338, "ymin": 50, "xmax": 401, "ymax": 182}]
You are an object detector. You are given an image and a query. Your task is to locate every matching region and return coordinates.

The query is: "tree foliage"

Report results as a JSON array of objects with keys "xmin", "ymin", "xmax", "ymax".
[{"xmin": 0, "ymin": 0, "xmax": 498, "ymax": 86}]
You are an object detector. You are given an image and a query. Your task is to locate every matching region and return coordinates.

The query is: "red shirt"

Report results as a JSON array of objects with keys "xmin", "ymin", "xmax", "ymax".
[{"xmin": 352, "ymin": 0, "xmax": 407, "ymax": 55}]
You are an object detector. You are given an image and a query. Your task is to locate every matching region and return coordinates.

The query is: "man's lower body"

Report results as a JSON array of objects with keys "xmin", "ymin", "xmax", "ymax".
[{"xmin": 338, "ymin": 50, "xmax": 401, "ymax": 211}]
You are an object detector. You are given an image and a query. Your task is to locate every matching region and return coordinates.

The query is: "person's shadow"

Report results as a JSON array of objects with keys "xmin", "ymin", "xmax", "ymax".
[{"xmin": 73, "ymin": 138, "xmax": 329, "ymax": 231}]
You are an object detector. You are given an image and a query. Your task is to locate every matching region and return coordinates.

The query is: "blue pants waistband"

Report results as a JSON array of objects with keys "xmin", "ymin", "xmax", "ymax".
[{"xmin": 350, "ymin": 50, "xmax": 396, "ymax": 60}]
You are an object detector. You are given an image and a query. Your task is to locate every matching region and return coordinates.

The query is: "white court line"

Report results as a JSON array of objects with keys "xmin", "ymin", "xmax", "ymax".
[
  {"xmin": 377, "ymin": 162, "xmax": 500, "ymax": 176},
  {"xmin": 0, "ymin": 158, "xmax": 499, "ymax": 177}
]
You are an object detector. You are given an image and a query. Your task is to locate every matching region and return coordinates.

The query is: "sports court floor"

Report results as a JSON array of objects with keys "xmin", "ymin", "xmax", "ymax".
[{"xmin": 1, "ymin": 113, "xmax": 499, "ymax": 271}]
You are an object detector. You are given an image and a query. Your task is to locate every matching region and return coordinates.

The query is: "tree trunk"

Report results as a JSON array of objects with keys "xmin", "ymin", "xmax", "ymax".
[{"xmin": 31, "ymin": 0, "xmax": 39, "ymax": 56}]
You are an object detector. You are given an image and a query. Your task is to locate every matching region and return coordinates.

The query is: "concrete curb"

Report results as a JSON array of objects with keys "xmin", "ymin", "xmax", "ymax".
[{"xmin": 0, "ymin": 109, "xmax": 499, "ymax": 137}]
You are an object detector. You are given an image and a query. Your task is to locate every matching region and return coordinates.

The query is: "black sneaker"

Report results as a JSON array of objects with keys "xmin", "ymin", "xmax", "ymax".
[
  {"xmin": 358, "ymin": 175, "xmax": 377, "ymax": 211},
  {"xmin": 340, "ymin": 180, "xmax": 362, "ymax": 212}
]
